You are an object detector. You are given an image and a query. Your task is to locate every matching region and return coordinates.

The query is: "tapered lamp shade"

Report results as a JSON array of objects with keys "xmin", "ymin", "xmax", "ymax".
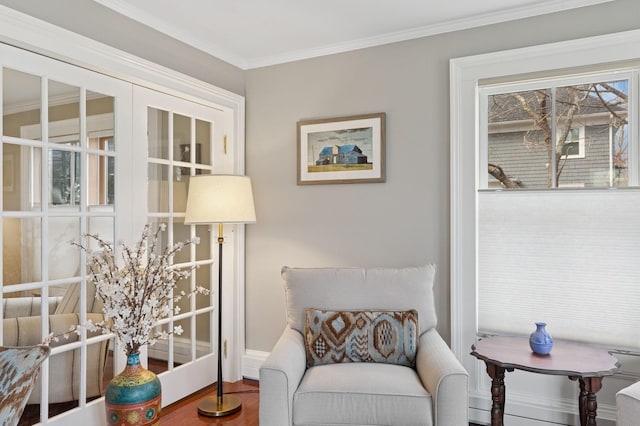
[{"xmin": 184, "ymin": 175, "xmax": 256, "ymax": 224}]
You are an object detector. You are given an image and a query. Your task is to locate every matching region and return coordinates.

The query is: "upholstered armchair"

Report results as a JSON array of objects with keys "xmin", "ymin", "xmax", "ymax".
[
  {"xmin": 617, "ymin": 381, "xmax": 640, "ymax": 426},
  {"xmin": 2, "ymin": 283, "xmax": 108, "ymax": 404},
  {"xmin": 259, "ymin": 264, "xmax": 469, "ymax": 426}
]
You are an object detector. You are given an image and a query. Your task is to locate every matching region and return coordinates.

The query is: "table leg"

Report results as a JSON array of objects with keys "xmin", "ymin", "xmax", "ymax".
[
  {"xmin": 571, "ymin": 376, "xmax": 602, "ymax": 426},
  {"xmin": 485, "ymin": 362, "xmax": 507, "ymax": 426}
]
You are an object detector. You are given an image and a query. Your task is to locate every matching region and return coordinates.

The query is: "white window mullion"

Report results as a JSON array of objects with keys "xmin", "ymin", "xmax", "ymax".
[
  {"xmin": 478, "ymin": 91, "xmax": 489, "ymax": 189},
  {"xmin": 39, "ymin": 74, "xmax": 51, "ymax": 422},
  {"xmin": 550, "ymin": 86, "xmax": 557, "ymax": 188},
  {"xmin": 167, "ymin": 110, "xmax": 176, "ymax": 371},
  {"xmin": 630, "ymin": 71, "xmax": 639, "ymax": 186},
  {"xmin": 0, "ymin": 64, "xmax": 4, "ymax": 344},
  {"xmin": 78, "ymin": 85, "xmax": 88, "ymax": 406}
]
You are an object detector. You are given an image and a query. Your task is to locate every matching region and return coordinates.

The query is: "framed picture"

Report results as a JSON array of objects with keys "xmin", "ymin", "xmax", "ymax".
[{"xmin": 297, "ymin": 112, "xmax": 385, "ymax": 185}]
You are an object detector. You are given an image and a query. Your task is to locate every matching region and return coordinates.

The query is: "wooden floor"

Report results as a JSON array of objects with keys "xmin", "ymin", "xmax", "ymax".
[
  {"xmin": 22, "ymin": 374, "xmax": 483, "ymax": 425},
  {"xmin": 160, "ymin": 380, "xmax": 259, "ymax": 425}
]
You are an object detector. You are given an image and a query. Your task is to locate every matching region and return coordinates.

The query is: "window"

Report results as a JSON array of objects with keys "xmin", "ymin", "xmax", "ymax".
[
  {"xmin": 452, "ymin": 29, "xmax": 640, "ymax": 426},
  {"xmin": 482, "ymin": 75, "xmax": 630, "ymax": 189},
  {"xmin": 561, "ymin": 127, "xmax": 583, "ymax": 158},
  {"xmin": 478, "ymin": 73, "xmax": 638, "ymax": 350}
]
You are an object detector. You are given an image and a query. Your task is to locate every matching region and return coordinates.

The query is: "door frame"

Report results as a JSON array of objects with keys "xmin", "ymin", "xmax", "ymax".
[{"xmin": 0, "ymin": 0, "xmax": 247, "ymax": 410}]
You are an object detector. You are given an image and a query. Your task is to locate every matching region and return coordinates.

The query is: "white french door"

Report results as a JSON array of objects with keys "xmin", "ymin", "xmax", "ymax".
[
  {"xmin": 0, "ymin": 42, "xmax": 132, "ymax": 425},
  {"xmin": 132, "ymin": 86, "xmax": 242, "ymax": 407},
  {"xmin": 0, "ymin": 29, "xmax": 244, "ymax": 424}
]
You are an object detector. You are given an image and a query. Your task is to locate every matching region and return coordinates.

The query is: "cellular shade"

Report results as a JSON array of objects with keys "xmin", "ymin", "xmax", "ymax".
[{"xmin": 478, "ymin": 189, "xmax": 640, "ymax": 350}]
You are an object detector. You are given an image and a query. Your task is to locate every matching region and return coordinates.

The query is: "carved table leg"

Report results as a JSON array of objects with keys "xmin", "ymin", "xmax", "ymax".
[
  {"xmin": 571, "ymin": 376, "xmax": 603, "ymax": 426},
  {"xmin": 485, "ymin": 362, "xmax": 507, "ymax": 426}
]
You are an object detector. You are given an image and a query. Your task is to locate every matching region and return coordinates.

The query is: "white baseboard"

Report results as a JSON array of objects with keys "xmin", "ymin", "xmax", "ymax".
[
  {"xmin": 470, "ymin": 391, "xmax": 616, "ymax": 426},
  {"xmin": 147, "ymin": 338, "xmax": 209, "ymax": 365},
  {"xmin": 242, "ymin": 349, "xmax": 269, "ymax": 380}
]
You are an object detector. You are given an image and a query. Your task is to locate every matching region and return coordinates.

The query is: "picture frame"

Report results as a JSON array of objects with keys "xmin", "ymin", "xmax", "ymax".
[{"xmin": 297, "ymin": 112, "xmax": 385, "ymax": 185}]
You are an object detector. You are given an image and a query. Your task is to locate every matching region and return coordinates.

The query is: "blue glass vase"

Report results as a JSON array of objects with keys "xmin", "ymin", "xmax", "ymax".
[{"xmin": 529, "ymin": 322, "xmax": 554, "ymax": 355}]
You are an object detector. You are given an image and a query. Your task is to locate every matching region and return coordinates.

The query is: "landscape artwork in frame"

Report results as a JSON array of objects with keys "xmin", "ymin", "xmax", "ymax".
[{"xmin": 297, "ymin": 113, "xmax": 385, "ymax": 185}]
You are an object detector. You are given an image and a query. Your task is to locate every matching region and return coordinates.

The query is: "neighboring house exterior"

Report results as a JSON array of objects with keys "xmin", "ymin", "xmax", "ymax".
[
  {"xmin": 487, "ymin": 89, "xmax": 628, "ymax": 188},
  {"xmin": 316, "ymin": 144, "xmax": 368, "ymax": 165}
]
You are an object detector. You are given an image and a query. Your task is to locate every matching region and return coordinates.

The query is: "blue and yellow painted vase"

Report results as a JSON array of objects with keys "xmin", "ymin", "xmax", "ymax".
[{"xmin": 105, "ymin": 352, "xmax": 161, "ymax": 426}]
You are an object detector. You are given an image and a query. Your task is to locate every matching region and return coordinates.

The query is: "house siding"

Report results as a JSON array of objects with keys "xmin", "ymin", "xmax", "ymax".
[{"xmin": 488, "ymin": 124, "xmax": 617, "ymax": 188}]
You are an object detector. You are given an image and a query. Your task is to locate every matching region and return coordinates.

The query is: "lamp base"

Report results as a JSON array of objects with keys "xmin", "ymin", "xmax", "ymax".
[{"xmin": 197, "ymin": 394, "xmax": 242, "ymax": 417}]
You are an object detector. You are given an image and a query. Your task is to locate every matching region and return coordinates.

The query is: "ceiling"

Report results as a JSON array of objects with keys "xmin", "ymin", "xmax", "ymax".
[{"xmin": 93, "ymin": 0, "xmax": 613, "ymax": 70}]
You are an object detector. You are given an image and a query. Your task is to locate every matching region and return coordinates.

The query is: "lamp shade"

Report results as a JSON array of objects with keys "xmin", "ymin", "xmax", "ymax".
[{"xmin": 184, "ymin": 175, "xmax": 256, "ymax": 224}]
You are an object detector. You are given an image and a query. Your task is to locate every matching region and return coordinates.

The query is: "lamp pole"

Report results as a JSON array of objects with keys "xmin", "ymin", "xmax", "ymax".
[{"xmin": 196, "ymin": 223, "xmax": 242, "ymax": 417}]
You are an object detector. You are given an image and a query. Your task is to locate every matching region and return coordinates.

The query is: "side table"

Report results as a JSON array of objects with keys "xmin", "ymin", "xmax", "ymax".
[{"xmin": 471, "ymin": 335, "xmax": 620, "ymax": 426}]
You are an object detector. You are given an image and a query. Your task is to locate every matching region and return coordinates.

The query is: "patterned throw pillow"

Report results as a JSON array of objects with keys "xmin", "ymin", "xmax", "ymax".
[{"xmin": 305, "ymin": 309, "xmax": 419, "ymax": 368}]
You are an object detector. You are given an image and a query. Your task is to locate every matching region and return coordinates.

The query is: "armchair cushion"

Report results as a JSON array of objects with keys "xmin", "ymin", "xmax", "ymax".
[
  {"xmin": 293, "ymin": 363, "xmax": 432, "ymax": 425},
  {"xmin": 283, "ymin": 264, "xmax": 437, "ymax": 337},
  {"xmin": 305, "ymin": 308, "xmax": 418, "ymax": 367}
]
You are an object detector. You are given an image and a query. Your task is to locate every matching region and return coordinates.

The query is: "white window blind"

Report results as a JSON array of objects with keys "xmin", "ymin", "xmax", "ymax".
[{"xmin": 478, "ymin": 189, "xmax": 640, "ymax": 350}]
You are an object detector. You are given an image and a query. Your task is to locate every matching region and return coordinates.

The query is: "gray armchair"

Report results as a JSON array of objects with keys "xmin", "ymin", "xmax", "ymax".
[{"xmin": 259, "ymin": 264, "xmax": 468, "ymax": 426}]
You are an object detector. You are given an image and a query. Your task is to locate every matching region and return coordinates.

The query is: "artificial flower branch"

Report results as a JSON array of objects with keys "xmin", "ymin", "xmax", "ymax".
[{"xmin": 66, "ymin": 224, "xmax": 209, "ymax": 355}]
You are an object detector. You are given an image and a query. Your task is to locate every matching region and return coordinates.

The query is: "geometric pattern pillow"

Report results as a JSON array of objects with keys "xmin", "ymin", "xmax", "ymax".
[
  {"xmin": 0, "ymin": 345, "xmax": 50, "ymax": 426},
  {"xmin": 305, "ymin": 308, "xmax": 419, "ymax": 368}
]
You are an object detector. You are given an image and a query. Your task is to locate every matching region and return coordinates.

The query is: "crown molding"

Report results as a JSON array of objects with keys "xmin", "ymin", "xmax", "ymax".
[
  {"xmin": 91, "ymin": 0, "xmax": 248, "ymax": 69},
  {"xmin": 0, "ymin": 5, "xmax": 244, "ymax": 110},
  {"xmin": 93, "ymin": 0, "xmax": 614, "ymax": 69}
]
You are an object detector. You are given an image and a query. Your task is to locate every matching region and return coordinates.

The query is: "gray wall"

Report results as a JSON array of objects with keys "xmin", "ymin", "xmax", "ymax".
[
  {"xmin": 244, "ymin": 0, "xmax": 640, "ymax": 351},
  {"xmin": 3, "ymin": 0, "xmax": 640, "ymax": 353},
  {"xmin": 0, "ymin": 0, "xmax": 245, "ymax": 95}
]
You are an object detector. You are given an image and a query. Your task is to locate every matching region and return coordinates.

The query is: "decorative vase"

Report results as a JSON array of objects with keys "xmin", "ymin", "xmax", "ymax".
[
  {"xmin": 529, "ymin": 322, "xmax": 554, "ymax": 355},
  {"xmin": 105, "ymin": 353, "xmax": 161, "ymax": 426}
]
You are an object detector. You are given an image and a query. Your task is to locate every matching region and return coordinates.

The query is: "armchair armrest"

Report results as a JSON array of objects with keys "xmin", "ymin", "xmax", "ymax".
[
  {"xmin": 416, "ymin": 328, "xmax": 469, "ymax": 426},
  {"xmin": 259, "ymin": 326, "xmax": 307, "ymax": 426}
]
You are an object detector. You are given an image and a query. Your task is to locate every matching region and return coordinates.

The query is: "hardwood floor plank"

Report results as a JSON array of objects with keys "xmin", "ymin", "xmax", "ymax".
[{"xmin": 160, "ymin": 380, "xmax": 259, "ymax": 425}]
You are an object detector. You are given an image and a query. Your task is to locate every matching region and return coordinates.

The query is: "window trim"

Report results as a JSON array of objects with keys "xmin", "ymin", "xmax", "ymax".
[{"xmin": 451, "ymin": 28, "xmax": 640, "ymax": 425}]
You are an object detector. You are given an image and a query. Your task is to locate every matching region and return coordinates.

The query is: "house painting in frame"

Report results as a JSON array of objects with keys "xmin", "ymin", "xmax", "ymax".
[{"xmin": 297, "ymin": 113, "xmax": 385, "ymax": 185}]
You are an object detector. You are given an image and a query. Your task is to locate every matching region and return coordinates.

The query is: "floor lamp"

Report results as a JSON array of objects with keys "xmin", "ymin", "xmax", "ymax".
[{"xmin": 184, "ymin": 174, "xmax": 256, "ymax": 417}]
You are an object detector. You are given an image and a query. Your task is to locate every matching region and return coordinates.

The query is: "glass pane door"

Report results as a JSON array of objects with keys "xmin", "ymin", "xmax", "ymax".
[
  {"xmin": 133, "ymin": 86, "xmax": 237, "ymax": 406},
  {"xmin": 1, "ymin": 43, "xmax": 132, "ymax": 425}
]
